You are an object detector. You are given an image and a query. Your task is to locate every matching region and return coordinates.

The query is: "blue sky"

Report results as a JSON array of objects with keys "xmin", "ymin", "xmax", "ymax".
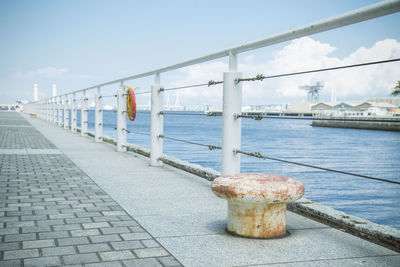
[{"xmin": 1, "ymin": 0, "xmax": 399, "ymax": 105}]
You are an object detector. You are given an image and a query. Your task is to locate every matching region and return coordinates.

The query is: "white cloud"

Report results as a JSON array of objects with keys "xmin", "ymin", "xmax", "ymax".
[
  {"xmin": 35, "ymin": 67, "xmax": 69, "ymax": 78},
  {"xmin": 165, "ymin": 37, "xmax": 400, "ymax": 106},
  {"xmin": 1, "ymin": 66, "xmax": 94, "ymax": 103}
]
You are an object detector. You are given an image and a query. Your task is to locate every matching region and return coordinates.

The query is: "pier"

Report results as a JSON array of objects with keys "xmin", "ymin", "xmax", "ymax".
[
  {"xmin": 3, "ymin": 1, "xmax": 400, "ymax": 265},
  {"xmin": 1, "ymin": 111, "xmax": 400, "ymax": 266}
]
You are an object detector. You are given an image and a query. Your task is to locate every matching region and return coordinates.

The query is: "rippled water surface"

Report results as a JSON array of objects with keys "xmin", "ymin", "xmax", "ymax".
[{"xmin": 82, "ymin": 110, "xmax": 400, "ymax": 229}]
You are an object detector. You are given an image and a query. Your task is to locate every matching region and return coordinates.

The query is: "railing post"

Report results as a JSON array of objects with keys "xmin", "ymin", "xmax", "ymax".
[
  {"xmin": 221, "ymin": 51, "xmax": 242, "ymax": 175},
  {"xmin": 150, "ymin": 73, "xmax": 164, "ymax": 166},
  {"xmin": 48, "ymin": 99, "xmax": 51, "ymax": 123},
  {"xmin": 81, "ymin": 90, "xmax": 88, "ymax": 137},
  {"xmin": 95, "ymin": 87, "xmax": 103, "ymax": 142},
  {"xmin": 58, "ymin": 97, "xmax": 62, "ymax": 127},
  {"xmin": 71, "ymin": 93, "xmax": 77, "ymax": 133},
  {"xmin": 45, "ymin": 99, "xmax": 49, "ymax": 122},
  {"xmin": 64, "ymin": 95, "xmax": 69, "ymax": 129},
  {"xmin": 47, "ymin": 99, "xmax": 51, "ymax": 122},
  {"xmin": 51, "ymin": 97, "xmax": 54, "ymax": 124},
  {"xmin": 50, "ymin": 98, "xmax": 53, "ymax": 124},
  {"xmin": 52, "ymin": 97, "xmax": 56, "ymax": 124},
  {"xmin": 52, "ymin": 97, "xmax": 55, "ymax": 124},
  {"xmin": 43, "ymin": 100, "xmax": 46, "ymax": 121},
  {"xmin": 117, "ymin": 82, "xmax": 127, "ymax": 152}
]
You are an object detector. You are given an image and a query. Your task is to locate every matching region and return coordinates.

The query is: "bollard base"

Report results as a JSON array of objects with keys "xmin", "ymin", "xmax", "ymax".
[{"xmin": 227, "ymin": 201, "xmax": 287, "ymax": 238}]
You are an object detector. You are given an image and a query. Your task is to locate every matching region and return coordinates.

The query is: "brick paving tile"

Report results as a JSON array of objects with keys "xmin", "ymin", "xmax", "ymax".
[
  {"xmin": 0, "ymin": 112, "xmax": 182, "ymax": 266},
  {"xmin": 124, "ymin": 258, "xmax": 163, "ymax": 267},
  {"xmin": 158, "ymin": 256, "xmax": 182, "ymax": 267},
  {"xmin": 134, "ymin": 247, "xmax": 170, "ymax": 258},
  {"xmin": 24, "ymin": 256, "xmax": 62, "ymax": 267},
  {"xmin": 99, "ymin": 250, "xmax": 136, "ymax": 261}
]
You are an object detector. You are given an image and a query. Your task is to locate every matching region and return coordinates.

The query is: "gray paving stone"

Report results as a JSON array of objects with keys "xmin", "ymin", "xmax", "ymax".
[
  {"xmin": 21, "ymin": 225, "xmax": 51, "ymax": 233},
  {"xmin": 63, "ymin": 253, "xmax": 100, "ymax": 265},
  {"xmin": 142, "ymin": 239, "xmax": 160, "ymax": 248},
  {"xmin": 39, "ymin": 230, "xmax": 69, "ymax": 239},
  {"xmin": 102, "ymin": 211, "xmax": 127, "ymax": 216},
  {"xmin": 99, "ymin": 250, "xmax": 136, "ymax": 261},
  {"xmin": 77, "ymin": 243, "xmax": 111, "ymax": 253},
  {"xmin": 0, "ymin": 259, "xmax": 21, "ymax": 267},
  {"xmin": 0, "ymin": 242, "xmax": 20, "ymax": 251},
  {"xmin": 82, "ymin": 222, "xmax": 110, "ymax": 229},
  {"xmin": 100, "ymin": 226, "xmax": 131, "ymax": 235},
  {"xmin": 3, "ymin": 248, "xmax": 39, "ymax": 260},
  {"xmin": 23, "ymin": 239, "xmax": 55, "ymax": 249},
  {"xmin": 24, "ymin": 256, "xmax": 62, "ymax": 267},
  {"xmin": 121, "ymin": 232, "xmax": 152, "ymax": 241},
  {"xmin": 128, "ymin": 226, "xmax": 146, "ymax": 233},
  {"xmin": 42, "ymin": 245, "xmax": 76, "ymax": 256},
  {"xmin": 65, "ymin": 217, "xmax": 92, "ymax": 224},
  {"xmin": 92, "ymin": 216, "xmax": 122, "ymax": 222},
  {"xmin": 110, "ymin": 221, "xmax": 139, "ymax": 227},
  {"xmin": 57, "ymin": 237, "xmax": 90, "ymax": 246},
  {"xmin": 49, "ymin": 213, "xmax": 76, "ymax": 219},
  {"xmin": 6, "ymin": 221, "xmax": 35, "ymax": 227},
  {"xmin": 20, "ymin": 215, "xmax": 48, "ymax": 221},
  {"xmin": 86, "ymin": 262, "xmax": 123, "ymax": 267},
  {"xmin": 157, "ymin": 256, "xmax": 182, "ymax": 267},
  {"xmin": 0, "ymin": 113, "xmax": 178, "ymax": 265},
  {"xmin": 110, "ymin": 240, "xmax": 144, "ymax": 250},
  {"xmin": 53, "ymin": 223, "xmax": 82, "ymax": 231},
  {"xmin": 75, "ymin": 211, "xmax": 102, "ymax": 218},
  {"xmin": 89, "ymin": 234, "xmax": 122, "ymax": 243},
  {"xmin": 70, "ymin": 229, "xmax": 100, "ymax": 237},
  {"xmin": 124, "ymin": 258, "xmax": 162, "ymax": 267},
  {"xmin": 4, "ymin": 233, "xmax": 37, "ymax": 242},
  {"xmin": 0, "ymin": 227, "xmax": 19, "ymax": 235},
  {"xmin": 134, "ymin": 247, "xmax": 170, "ymax": 258}
]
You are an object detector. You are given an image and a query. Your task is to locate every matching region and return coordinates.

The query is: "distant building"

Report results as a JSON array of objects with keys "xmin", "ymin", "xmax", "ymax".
[
  {"xmin": 289, "ymin": 102, "xmax": 313, "ymax": 113},
  {"xmin": 365, "ymin": 97, "xmax": 400, "ymax": 107},
  {"xmin": 312, "ymin": 100, "xmax": 399, "ymax": 118}
]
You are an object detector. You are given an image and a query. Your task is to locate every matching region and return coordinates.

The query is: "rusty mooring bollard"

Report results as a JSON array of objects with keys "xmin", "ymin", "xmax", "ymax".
[{"xmin": 211, "ymin": 173, "xmax": 304, "ymax": 238}]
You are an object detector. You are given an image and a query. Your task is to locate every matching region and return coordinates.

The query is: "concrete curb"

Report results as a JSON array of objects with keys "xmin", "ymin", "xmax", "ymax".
[{"xmin": 288, "ymin": 198, "xmax": 400, "ymax": 252}]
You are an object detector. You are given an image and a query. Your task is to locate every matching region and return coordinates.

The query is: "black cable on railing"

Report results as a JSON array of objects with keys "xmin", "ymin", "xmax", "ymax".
[
  {"xmin": 130, "ymin": 131, "xmax": 151, "ymax": 136},
  {"xmin": 162, "ymin": 80, "xmax": 223, "ymax": 92},
  {"xmin": 235, "ymin": 149, "xmax": 400, "ymax": 185},
  {"xmin": 163, "ymin": 111, "xmax": 208, "ymax": 116},
  {"xmin": 128, "ymin": 80, "xmax": 223, "ymax": 95},
  {"xmin": 236, "ymin": 114, "xmax": 312, "ymax": 120},
  {"xmin": 102, "ymin": 94, "xmax": 117, "ymax": 98},
  {"xmin": 158, "ymin": 134, "xmax": 221, "ymax": 151},
  {"xmin": 135, "ymin": 90, "xmax": 151, "ymax": 95},
  {"xmin": 236, "ymin": 58, "xmax": 400, "ymax": 83}
]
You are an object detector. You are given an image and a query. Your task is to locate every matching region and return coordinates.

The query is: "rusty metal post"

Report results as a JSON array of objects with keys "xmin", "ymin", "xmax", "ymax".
[
  {"xmin": 222, "ymin": 51, "xmax": 242, "ymax": 175},
  {"xmin": 212, "ymin": 173, "xmax": 305, "ymax": 238}
]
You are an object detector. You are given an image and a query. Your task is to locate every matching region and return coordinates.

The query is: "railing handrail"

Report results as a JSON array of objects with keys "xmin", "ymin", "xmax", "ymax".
[{"xmin": 35, "ymin": 0, "xmax": 400, "ymax": 99}]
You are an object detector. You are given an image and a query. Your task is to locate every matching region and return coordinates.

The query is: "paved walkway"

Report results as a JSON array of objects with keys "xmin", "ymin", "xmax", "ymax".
[
  {"xmin": 0, "ymin": 112, "xmax": 181, "ymax": 267},
  {"xmin": 1, "ymin": 111, "xmax": 400, "ymax": 266}
]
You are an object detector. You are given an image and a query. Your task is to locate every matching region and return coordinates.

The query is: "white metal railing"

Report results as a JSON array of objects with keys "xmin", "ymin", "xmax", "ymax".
[{"xmin": 23, "ymin": 0, "xmax": 400, "ymax": 175}]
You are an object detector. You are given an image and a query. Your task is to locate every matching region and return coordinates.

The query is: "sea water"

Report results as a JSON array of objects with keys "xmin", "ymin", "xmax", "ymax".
[{"xmin": 81, "ymin": 110, "xmax": 400, "ymax": 229}]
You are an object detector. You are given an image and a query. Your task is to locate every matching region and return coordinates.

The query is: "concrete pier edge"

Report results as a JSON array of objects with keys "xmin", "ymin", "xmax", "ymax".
[{"xmin": 86, "ymin": 131, "xmax": 400, "ymax": 252}]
